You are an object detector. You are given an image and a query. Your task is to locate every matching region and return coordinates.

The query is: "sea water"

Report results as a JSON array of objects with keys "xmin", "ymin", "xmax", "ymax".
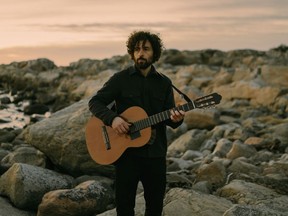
[{"xmin": 0, "ymin": 91, "xmax": 30, "ymax": 129}]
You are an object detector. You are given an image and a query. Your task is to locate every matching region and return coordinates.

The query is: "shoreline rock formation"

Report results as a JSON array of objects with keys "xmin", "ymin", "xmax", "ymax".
[{"xmin": 0, "ymin": 45, "xmax": 287, "ymax": 215}]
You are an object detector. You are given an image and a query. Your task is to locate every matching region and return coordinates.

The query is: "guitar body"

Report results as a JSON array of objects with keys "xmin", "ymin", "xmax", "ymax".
[{"xmin": 85, "ymin": 106, "xmax": 152, "ymax": 165}]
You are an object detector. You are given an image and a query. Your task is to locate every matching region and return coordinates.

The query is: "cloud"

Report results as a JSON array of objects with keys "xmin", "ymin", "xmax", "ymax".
[{"xmin": 1, "ymin": 0, "xmax": 287, "ymax": 65}]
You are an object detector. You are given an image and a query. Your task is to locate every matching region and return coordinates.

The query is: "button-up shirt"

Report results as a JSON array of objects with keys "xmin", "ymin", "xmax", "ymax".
[{"xmin": 88, "ymin": 65, "xmax": 182, "ymax": 157}]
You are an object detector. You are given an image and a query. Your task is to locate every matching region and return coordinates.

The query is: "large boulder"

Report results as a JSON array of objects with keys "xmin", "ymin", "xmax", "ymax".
[
  {"xmin": 218, "ymin": 179, "xmax": 288, "ymax": 215},
  {"xmin": 22, "ymin": 99, "xmax": 115, "ymax": 177},
  {"xmin": 0, "ymin": 163, "xmax": 74, "ymax": 210}
]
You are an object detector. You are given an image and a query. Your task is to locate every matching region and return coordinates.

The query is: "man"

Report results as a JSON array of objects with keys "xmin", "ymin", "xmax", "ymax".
[{"xmin": 88, "ymin": 30, "xmax": 185, "ymax": 216}]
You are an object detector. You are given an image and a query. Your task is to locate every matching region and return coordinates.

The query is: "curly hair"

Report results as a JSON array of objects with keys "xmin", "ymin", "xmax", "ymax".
[{"xmin": 126, "ymin": 30, "xmax": 164, "ymax": 63}]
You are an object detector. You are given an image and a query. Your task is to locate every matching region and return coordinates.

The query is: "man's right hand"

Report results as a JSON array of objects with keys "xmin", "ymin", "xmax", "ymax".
[{"xmin": 111, "ymin": 117, "xmax": 131, "ymax": 135}]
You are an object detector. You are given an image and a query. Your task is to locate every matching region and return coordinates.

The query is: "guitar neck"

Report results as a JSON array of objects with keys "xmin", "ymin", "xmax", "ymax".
[
  {"xmin": 130, "ymin": 101, "xmax": 195, "ymax": 132},
  {"xmin": 129, "ymin": 92, "xmax": 222, "ymax": 133}
]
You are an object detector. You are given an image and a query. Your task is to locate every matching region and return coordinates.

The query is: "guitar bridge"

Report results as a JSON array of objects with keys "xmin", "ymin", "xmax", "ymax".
[
  {"xmin": 129, "ymin": 130, "xmax": 141, "ymax": 140},
  {"xmin": 128, "ymin": 124, "xmax": 141, "ymax": 140}
]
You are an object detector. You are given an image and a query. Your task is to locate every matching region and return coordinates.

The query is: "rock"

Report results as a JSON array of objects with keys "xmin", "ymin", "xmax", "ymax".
[
  {"xmin": 69, "ymin": 55, "xmax": 130, "ymax": 76},
  {"xmin": 262, "ymin": 123, "xmax": 288, "ymax": 150},
  {"xmin": 226, "ymin": 140, "xmax": 257, "ymax": 160},
  {"xmin": 163, "ymin": 188, "xmax": 233, "ymax": 216},
  {"xmin": 1, "ymin": 46, "xmax": 288, "ymax": 215},
  {"xmin": 22, "ymin": 99, "xmax": 115, "ymax": 177},
  {"xmin": 223, "ymin": 204, "xmax": 287, "ymax": 216},
  {"xmin": 192, "ymin": 181, "xmax": 212, "ymax": 194},
  {"xmin": 213, "ymin": 80, "xmax": 281, "ymax": 106},
  {"xmin": 212, "ymin": 138, "xmax": 233, "ymax": 157},
  {"xmin": 208, "ymin": 69, "xmax": 233, "ymax": 87},
  {"xmin": 1, "ymin": 145, "xmax": 47, "ymax": 169},
  {"xmin": 37, "ymin": 180, "xmax": 114, "ymax": 216},
  {"xmin": 263, "ymin": 155, "xmax": 288, "ymax": 178},
  {"xmin": 10, "ymin": 58, "xmax": 56, "ymax": 71},
  {"xmin": 180, "ymin": 150, "xmax": 203, "ymax": 160},
  {"xmin": 242, "ymin": 117, "xmax": 270, "ymax": 135},
  {"xmin": 0, "ymin": 163, "xmax": 74, "ymax": 210},
  {"xmin": 184, "ymin": 109, "xmax": 221, "ymax": 130},
  {"xmin": 96, "ymin": 192, "xmax": 145, "ymax": 216},
  {"xmin": 166, "ymin": 172, "xmax": 193, "ymax": 189},
  {"xmin": 0, "ymin": 149, "xmax": 9, "ymax": 161},
  {"xmin": 209, "ymin": 123, "xmax": 243, "ymax": 141},
  {"xmin": 249, "ymin": 150, "xmax": 274, "ymax": 164},
  {"xmin": 196, "ymin": 160, "xmax": 227, "ymax": 189},
  {"xmin": 261, "ymin": 65, "xmax": 288, "ymax": 87},
  {"xmin": 0, "ymin": 96, "xmax": 11, "ymax": 104},
  {"xmin": 167, "ymin": 157, "xmax": 194, "ymax": 172},
  {"xmin": 166, "ymin": 123, "xmax": 188, "ymax": 145},
  {"xmin": 23, "ymin": 104, "xmax": 50, "ymax": 115},
  {"xmin": 227, "ymin": 157, "xmax": 262, "ymax": 175},
  {"xmin": 74, "ymin": 175, "xmax": 114, "ymax": 187},
  {"xmin": 160, "ymin": 49, "xmax": 201, "ymax": 65},
  {"xmin": 218, "ymin": 179, "xmax": 288, "ymax": 215},
  {"xmin": 0, "ymin": 196, "xmax": 36, "ymax": 216},
  {"xmin": 0, "ymin": 129, "xmax": 17, "ymax": 143},
  {"xmin": 167, "ymin": 129, "xmax": 207, "ymax": 157},
  {"xmin": 70, "ymin": 69, "xmax": 116, "ymax": 100},
  {"xmin": 37, "ymin": 68, "xmax": 62, "ymax": 83}
]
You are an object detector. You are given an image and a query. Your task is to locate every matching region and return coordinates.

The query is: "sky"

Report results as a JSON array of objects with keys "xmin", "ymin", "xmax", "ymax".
[{"xmin": 1, "ymin": 0, "xmax": 288, "ymax": 66}]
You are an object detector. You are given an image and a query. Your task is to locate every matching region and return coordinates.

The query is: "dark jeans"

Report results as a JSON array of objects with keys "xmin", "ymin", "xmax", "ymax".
[{"xmin": 115, "ymin": 154, "xmax": 166, "ymax": 216}]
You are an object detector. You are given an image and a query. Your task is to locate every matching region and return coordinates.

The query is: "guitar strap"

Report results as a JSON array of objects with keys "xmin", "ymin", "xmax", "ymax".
[
  {"xmin": 146, "ymin": 72, "xmax": 191, "ymax": 146},
  {"xmin": 171, "ymin": 84, "xmax": 192, "ymax": 102},
  {"xmin": 157, "ymin": 72, "xmax": 192, "ymax": 102}
]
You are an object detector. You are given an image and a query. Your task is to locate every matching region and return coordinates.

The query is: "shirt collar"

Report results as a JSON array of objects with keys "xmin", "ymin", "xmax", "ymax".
[{"xmin": 129, "ymin": 65, "xmax": 157, "ymax": 76}]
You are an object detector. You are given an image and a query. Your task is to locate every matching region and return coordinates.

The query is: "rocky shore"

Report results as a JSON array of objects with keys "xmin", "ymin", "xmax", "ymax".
[{"xmin": 0, "ymin": 45, "xmax": 288, "ymax": 216}]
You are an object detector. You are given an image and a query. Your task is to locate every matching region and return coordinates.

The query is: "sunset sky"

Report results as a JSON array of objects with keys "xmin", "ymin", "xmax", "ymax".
[{"xmin": 1, "ymin": 0, "xmax": 288, "ymax": 66}]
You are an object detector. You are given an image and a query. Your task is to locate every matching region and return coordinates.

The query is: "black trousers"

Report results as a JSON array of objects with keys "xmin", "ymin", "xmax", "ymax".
[{"xmin": 115, "ymin": 154, "xmax": 166, "ymax": 216}]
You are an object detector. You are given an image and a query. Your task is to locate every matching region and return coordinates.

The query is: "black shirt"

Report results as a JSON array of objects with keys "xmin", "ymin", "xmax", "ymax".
[{"xmin": 88, "ymin": 65, "xmax": 183, "ymax": 157}]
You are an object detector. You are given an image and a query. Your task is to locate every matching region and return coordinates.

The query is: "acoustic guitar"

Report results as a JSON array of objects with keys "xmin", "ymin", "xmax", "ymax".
[{"xmin": 85, "ymin": 92, "xmax": 222, "ymax": 165}]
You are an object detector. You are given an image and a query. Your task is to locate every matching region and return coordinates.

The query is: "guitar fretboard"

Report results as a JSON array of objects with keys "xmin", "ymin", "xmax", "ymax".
[
  {"xmin": 129, "ymin": 92, "xmax": 221, "ymax": 133},
  {"xmin": 130, "ymin": 101, "xmax": 195, "ymax": 133}
]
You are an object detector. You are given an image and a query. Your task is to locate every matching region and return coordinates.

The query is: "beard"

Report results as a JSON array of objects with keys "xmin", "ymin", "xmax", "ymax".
[{"xmin": 135, "ymin": 57, "xmax": 152, "ymax": 69}]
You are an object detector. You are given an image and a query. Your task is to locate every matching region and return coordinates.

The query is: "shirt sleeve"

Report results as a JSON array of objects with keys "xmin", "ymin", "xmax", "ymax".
[{"xmin": 88, "ymin": 73, "xmax": 119, "ymax": 126}]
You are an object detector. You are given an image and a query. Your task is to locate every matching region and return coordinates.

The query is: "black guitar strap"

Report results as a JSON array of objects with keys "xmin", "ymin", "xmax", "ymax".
[
  {"xmin": 171, "ymin": 84, "xmax": 192, "ymax": 102},
  {"xmin": 157, "ymin": 72, "xmax": 192, "ymax": 102}
]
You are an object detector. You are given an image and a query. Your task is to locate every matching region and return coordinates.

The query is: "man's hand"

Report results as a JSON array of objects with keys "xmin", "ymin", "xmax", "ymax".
[
  {"xmin": 170, "ymin": 109, "xmax": 185, "ymax": 123},
  {"xmin": 112, "ymin": 117, "xmax": 131, "ymax": 135}
]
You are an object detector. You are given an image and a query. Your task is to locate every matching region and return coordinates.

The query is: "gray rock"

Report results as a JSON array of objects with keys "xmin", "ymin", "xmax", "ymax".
[
  {"xmin": 1, "ymin": 146, "xmax": 47, "ymax": 169},
  {"xmin": 223, "ymin": 204, "xmax": 287, "ymax": 216},
  {"xmin": 218, "ymin": 179, "xmax": 288, "ymax": 214},
  {"xmin": 163, "ymin": 188, "xmax": 233, "ymax": 216},
  {"xmin": 213, "ymin": 138, "xmax": 233, "ymax": 157},
  {"xmin": 226, "ymin": 140, "xmax": 257, "ymax": 160},
  {"xmin": 22, "ymin": 99, "xmax": 115, "ymax": 177},
  {"xmin": 0, "ymin": 163, "xmax": 74, "ymax": 210},
  {"xmin": 228, "ymin": 157, "xmax": 262, "ymax": 174},
  {"xmin": 167, "ymin": 129, "xmax": 207, "ymax": 156},
  {"xmin": 0, "ymin": 197, "xmax": 36, "ymax": 216},
  {"xmin": 196, "ymin": 160, "xmax": 227, "ymax": 189}
]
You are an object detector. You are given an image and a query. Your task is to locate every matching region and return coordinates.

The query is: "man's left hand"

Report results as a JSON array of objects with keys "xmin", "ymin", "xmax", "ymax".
[{"xmin": 170, "ymin": 109, "xmax": 185, "ymax": 122}]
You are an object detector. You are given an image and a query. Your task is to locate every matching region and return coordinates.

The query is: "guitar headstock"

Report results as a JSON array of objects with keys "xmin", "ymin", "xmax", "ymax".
[{"xmin": 194, "ymin": 93, "xmax": 222, "ymax": 109}]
